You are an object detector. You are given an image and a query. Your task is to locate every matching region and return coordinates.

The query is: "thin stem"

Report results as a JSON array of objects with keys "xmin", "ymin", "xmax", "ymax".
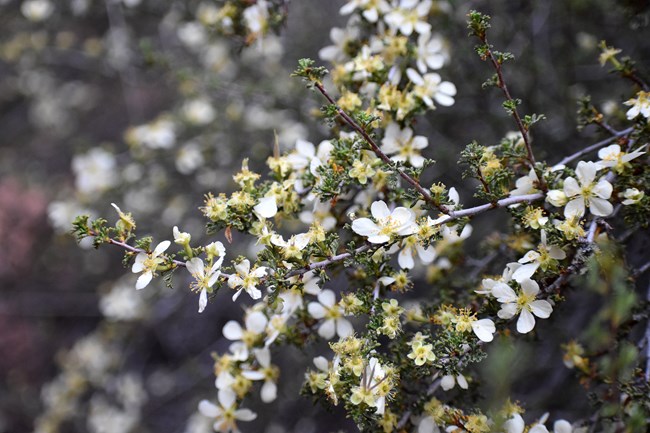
[
  {"xmin": 554, "ymin": 127, "xmax": 634, "ymax": 168},
  {"xmin": 313, "ymin": 82, "xmax": 451, "ymax": 215},
  {"xmin": 482, "ymin": 39, "xmax": 538, "ymax": 171}
]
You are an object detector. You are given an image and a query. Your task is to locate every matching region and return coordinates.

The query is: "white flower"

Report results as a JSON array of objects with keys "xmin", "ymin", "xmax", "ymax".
[
  {"xmin": 99, "ymin": 282, "xmax": 146, "ymax": 321},
  {"xmin": 243, "ymin": 1, "xmax": 269, "ymax": 35},
  {"xmin": 622, "ymin": 187, "xmax": 644, "ymax": 205},
  {"xmin": 493, "ymin": 278, "xmax": 553, "ymax": 334},
  {"xmin": 510, "ymin": 168, "xmax": 540, "ymax": 196},
  {"xmin": 182, "ymin": 98, "xmax": 216, "ymax": 125},
  {"xmin": 21, "ymin": 0, "xmax": 54, "ymax": 22},
  {"xmin": 562, "ymin": 161, "xmax": 613, "ymax": 218},
  {"xmin": 178, "ymin": 22, "xmax": 207, "ymax": 49},
  {"xmin": 349, "ymin": 357, "xmax": 389, "ymax": 414},
  {"xmin": 299, "ymin": 199, "xmax": 337, "ymax": 231},
  {"xmin": 198, "ymin": 389, "xmax": 257, "ymax": 433},
  {"xmin": 380, "ymin": 122, "xmax": 429, "ymax": 167},
  {"xmin": 597, "ymin": 144, "xmax": 645, "ymax": 174},
  {"xmin": 406, "ymin": 68, "xmax": 457, "ymax": 108},
  {"xmin": 241, "ymin": 348, "xmax": 278, "ymax": 403},
  {"xmin": 384, "ymin": 0, "xmax": 432, "ymax": 36},
  {"xmin": 319, "ymin": 23, "xmax": 360, "ymax": 62},
  {"xmin": 186, "ymin": 256, "xmax": 224, "ymax": 313},
  {"xmin": 512, "ymin": 231, "xmax": 566, "ymax": 282},
  {"xmin": 340, "ymin": 0, "xmax": 390, "ymax": 23},
  {"xmin": 130, "ymin": 118, "xmax": 176, "ymax": 149},
  {"xmin": 307, "ymin": 290, "xmax": 354, "ymax": 340},
  {"xmin": 176, "ymin": 142, "xmax": 205, "ymax": 174},
  {"xmin": 173, "ymin": 226, "xmax": 191, "ymax": 245},
  {"xmin": 71, "ymin": 147, "xmax": 118, "ymax": 196},
  {"xmin": 131, "ymin": 240, "xmax": 171, "ymax": 290},
  {"xmin": 415, "ymin": 32, "xmax": 448, "ymax": 73},
  {"xmin": 440, "ymin": 374, "xmax": 468, "ymax": 391},
  {"xmin": 227, "ymin": 259, "xmax": 267, "ymax": 301},
  {"xmin": 270, "ymin": 233, "xmax": 311, "ymax": 259},
  {"xmin": 222, "ymin": 310, "xmax": 268, "ymax": 354},
  {"xmin": 351, "ymin": 200, "xmax": 417, "ymax": 244},
  {"xmin": 624, "ymin": 90, "xmax": 650, "ymax": 120}
]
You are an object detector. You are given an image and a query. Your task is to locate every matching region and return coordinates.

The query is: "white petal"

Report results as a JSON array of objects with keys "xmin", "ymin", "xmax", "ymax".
[
  {"xmin": 318, "ymin": 319, "xmax": 336, "ymax": 340},
  {"xmin": 530, "ymin": 300, "xmax": 553, "ymax": 318},
  {"xmin": 254, "ymin": 347, "xmax": 271, "ymax": 368},
  {"xmin": 418, "ymin": 417, "xmax": 440, "ymax": 433},
  {"xmin": 222, "ymin": 321, "xmax": 243, "ymax": 340},
  {"xmin": 317, "ymin": 289, "xmax": 336, "ymax": 307},
  {"xmin": 520, "ymin": 278, "xmax": 540, "ymax": 297},
  {"xmin": 398, "ymin": 247, "xmax": 415, "ymax": 269},
  {"xmin": 472, "ymin": 319, "xmax": 495, "ymax": 342},
  {"xmin": 217, "ymin": 388, "xmax": 236, "ymax": 409},
  {"xmin": 512, "ymin": 263, "xmax": 538, "ymax": 283},
  {"xmin": 235, "ymin": 408, "xmax": 257, "ymax": 422},
  {"xmin": 589, "ymin": 197, "xmax": 613, "ymax": 216},
  {"xmin": 246, "ymin": 311, "xmax": 268, "ymax": 334},
  {"xmin": 456, "ymin": 374, "xmax": 469, "ymax": 389},
  {"xmin": 498, "ymin": 303, "xmax": 518, "ymax": 319},
  {"xmin": 313, "ymin": 356, "xmax": 329, "ymax": 372},
  {"xmin": 260, "ymin": 380, "xmax": 277, "ymax": 403},
  {"xmin": 530, "ymin": 425, "xmax": 550, "ymax": 433},
  {"xmin": 136, "ymin": 271, "xmax": 153, "ymax": 290},
  {"xmin": 351, "ymin": 218, "xmax": 379, "ymax": 237},
  {"xmin": 504, "ymin": 414, "xmax": 525, "ymax": 433},
  {"xmin": 198, "ymin": 400, "xmax": 221, "ymax": 417},
  {"xmin": 553, "ymin": 420, "xmax": 573, "ymax": 433},
  {"xmin": 371, "ymin": 200, "xmax": 391, "ymax": 219},
  {"xmin": 132, "ymin": 253, "xmax": 146, "ymax": 273},
  {"xmin": 492, "ymin": 283, "xmax": 517, "ymax": 303},
  {"xmin": 308, "ymin": 302, "xmax": 327, "ymax": 319},
  {"xmin": 198, "ymin": 288, "xmax": 208, "ymax": 313},
  {"xmin": 517, "ymin": 309, "xmax": 536, "ymax": 333},
  {"xmin": 564, "ymin": 198, "xmax": 585, "ymax": 218},
  {"xmin": 592, "ymin": 179, "xmax": 613, "ymax": 199},
  {"xmin": 440, "ymin": 375, "xmax": 455, "ymax": 390},
  {"xmin": 186, "ymin": 257, "xmax": 205, "ymax": 279},
  {"xmin": 563, "ymin": 177, "xmax": 581, "ymax": 198},
  {"xmin": 254, "ymin": 196, "xmax": 278, "ymax": 219},
  {"xmin": 153, "ymin": 240, "xmax": 171, "ymax": 256},
  {"xmin": 336, "ymin": 318, "xmax": 354, "ymax": 338}
]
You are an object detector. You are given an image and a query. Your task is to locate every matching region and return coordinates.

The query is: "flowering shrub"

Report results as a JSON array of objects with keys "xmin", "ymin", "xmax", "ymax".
[{"xmin": 3, "ymin": 0, "xmax": 650, "ymax": 432}]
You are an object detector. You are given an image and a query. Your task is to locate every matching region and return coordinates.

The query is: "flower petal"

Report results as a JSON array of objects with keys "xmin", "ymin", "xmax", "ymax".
[{"xmin": 516, "ymin": 309, "xmax": 536, "ymax": 334}]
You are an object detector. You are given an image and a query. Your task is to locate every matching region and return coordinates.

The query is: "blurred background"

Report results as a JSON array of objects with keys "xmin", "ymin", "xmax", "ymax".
[{"xmin": 0, "ymin": 0, "xmax": 649, "ymax": 432}]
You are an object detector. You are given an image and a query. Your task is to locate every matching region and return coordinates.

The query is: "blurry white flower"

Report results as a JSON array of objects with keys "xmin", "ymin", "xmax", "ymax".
[
  {"xmin": 319, "ymin": 23, "xmax": 360, "ymax": 62},
  {"xmin": 624, "ymin": 90, "xmax": 650, "ymax": 120},
  {"xmin": 241, "ymin": 348, "xmax": 278, "ymax": 403},
  {"xmin": 381, "ymin": 122, "xmax": 429, "ymax": 167},
  {"xmin": 510, "ymin": 168, "xmax": 540, "ymax": 197},
  {"xmin": 406, "ymin": 68, "xmax": 456, "ymax": 108},
  {"xmin": 183, "ymin": 99, "xmax": 216, "ymax": 125},
  {"xmin": 186, "ymin": 256, "xmax": 224, "ymax": 313},
  {"xmin": 597, "ymin": 144, "xmax": 645, "ymax": 174},
  {"xmin": 512, "ymin": 231, "xmax": 566, "ymax": 282},
  {"xmin": 340, "ymin": 0, "xmax": 390, "ymax": 23},
  {"xmin": 99, "ymin": 282, "xmax": 146, "ymax": 321},
  {"xmin": 415, "ymin": 32, "xmax": 448, "ymax": 73},
  {"xmin": 178, "ymin": 22, "xmax": 207, "ymax": 49},
  {"xmin": 384, "ymin": 0, "xmax": 432, "ymax": 36},
  {"xmin": 621, "ymin": 188, "xmax": 644, "ymax": 205},
  {"xmin": 176, "ymin": 142, "xmax": 205, "ymax": 174},
  {"xmin": 308, "ymin": 290, "xmax": 353, "ymax": 340},
  {"xmin": 198, "ymin": 389, "xmax": 257, "ymax": 433},
  {"xmin": 21, "ymin": 0, "xmax": 54, "ymax": 22},
  {"xmin": 72, "ymin": 147, "xmax": 118, "ymax": 196}
]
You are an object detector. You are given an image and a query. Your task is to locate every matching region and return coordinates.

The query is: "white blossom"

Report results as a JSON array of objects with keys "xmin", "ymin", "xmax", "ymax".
[
  {"xmin": 493, "ymin": 278, "xmax": 553, "ymax": 334},
  {"xmin": 227, "ymin": 259, "xmax": 267, "ymax": 301},
  {"xmin": 406, "ymin": 68, "xmax": 457, "ymax": 108},
  {"xmin": 352, "ymin": 200, "xmax": 417, "ymax": 244},
  {"xmin": 561, "ymin": 161, "xmax": 613, "ymax": 218},
  {"xmin": 131, "ymin": 240, "xmax": 171, "ymax": 290},
  {"xmin": 198, "ymin": 389, "xmax": 257, "ymax": 433},
  {"xmin": 380, "ymin": 122, "xmax": 429, "ymax": 167},
  {"xmin": 307, "ymin": 290, "xmax": 354, "ymax": 340}
]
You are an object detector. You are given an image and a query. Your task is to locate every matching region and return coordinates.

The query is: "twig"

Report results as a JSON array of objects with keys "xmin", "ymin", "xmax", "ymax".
[
  {"xmin": 313, "ymin": 82, "xmax": 452, "ymax": 215},
  {"xmin": 554, "ymin": 127, "xmax": 634, "ymax": 168}
]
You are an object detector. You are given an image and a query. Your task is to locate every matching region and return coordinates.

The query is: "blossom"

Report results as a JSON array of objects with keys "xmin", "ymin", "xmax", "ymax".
[
  {"xmin": 173, "ymin": 226, "xmax": 191, "ymax": 245},
  {"xmin": 72, "ymin": 147, "xmax": 118, "ymax": 196},
  {"xmin": 351, "ymin": 200, "xmax": 417, "ymax": 243},
  {"xmin": 131, "ymin": 240, "xmax": 171, "ymax": 290},
  {"xmin": 381, "ymin": 122, "xmax": 429, "ymax": 167},
  {"xmin": 319, "ymin": 23, "xmax": 360, "ymax": 62},
  {"xmin": 223, "ymin": 311, "xmax": 268, "ymax": 356},
  {"xmin": 240, "ymin": 348, "xmax": 278, "ymax": 403},
  {"xmin": 186, "ymin": 256, "xmax": 224, "ymax": 313},
  {"xmin": 493, "ymin": 278, "xmax": 553, "ymax": 334},
  {"xmin": 253, "ymin": 195, "xmax": 277, "ymax": 219},
  {"xmin": 597, "ymin": 144, "xmax": 645, "ymax": 174},
  {"xmin": 512, "ymin": 231, "xmax": 566, "ymax": 282},
  {"xmin": 470, "ymin": 318, "xmax": 496, "ymax": 342},
  {"xmin": 476, "ymin": 262, "xmax": 521, "ymax": 296},
  {"xmin": 560, "ymin": 161, "xmax": 613, "ymax": 218},
  {"xmin": 384, "ymin": 0, "xmax": 432, "ymax": 36},
  {"xmin": 406, "ymin": 68, "xmax": 457, "ymax": 108},
  {"xmin": 407, "ymin": 340, "xmax": 436, "ymax": 366},
  {"xmin": 198, "ymin": 389, "xmax": 257, "ymax": 433},
  {"xmin": 227, "ymin": 259, "xmax": 268, "ymax": 301},
  {"xmin": 182, "ymin": 98, "xmax": 216, "ymax": 125},
  {"xmin": 21, "ymin": 0, "xmax": 54, "ymax": 22},
  {"xmin": 270, "ymin": 232, "xmax": 310, "ymax": 260},
  {"xmin": 415, "ymin": 32, "xmax": 448, "ymax": 73},
  {"xmin": 307, "ymin": 289, "xmax": 354, "ymax": 340},
  {"xmin": 340, "ymin": 0, "xmax": 390, "ymax": 23},
  {"xmin": 621, "ymin": 188, "xmax": 644, "ymax": 205},
  {"xmin": 510, "ymin": 168, "xmax": 540, "ymax": 197},
  {"xmin": 624, "ymin": 90, "xmax": 650, "ymax": 120}
]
